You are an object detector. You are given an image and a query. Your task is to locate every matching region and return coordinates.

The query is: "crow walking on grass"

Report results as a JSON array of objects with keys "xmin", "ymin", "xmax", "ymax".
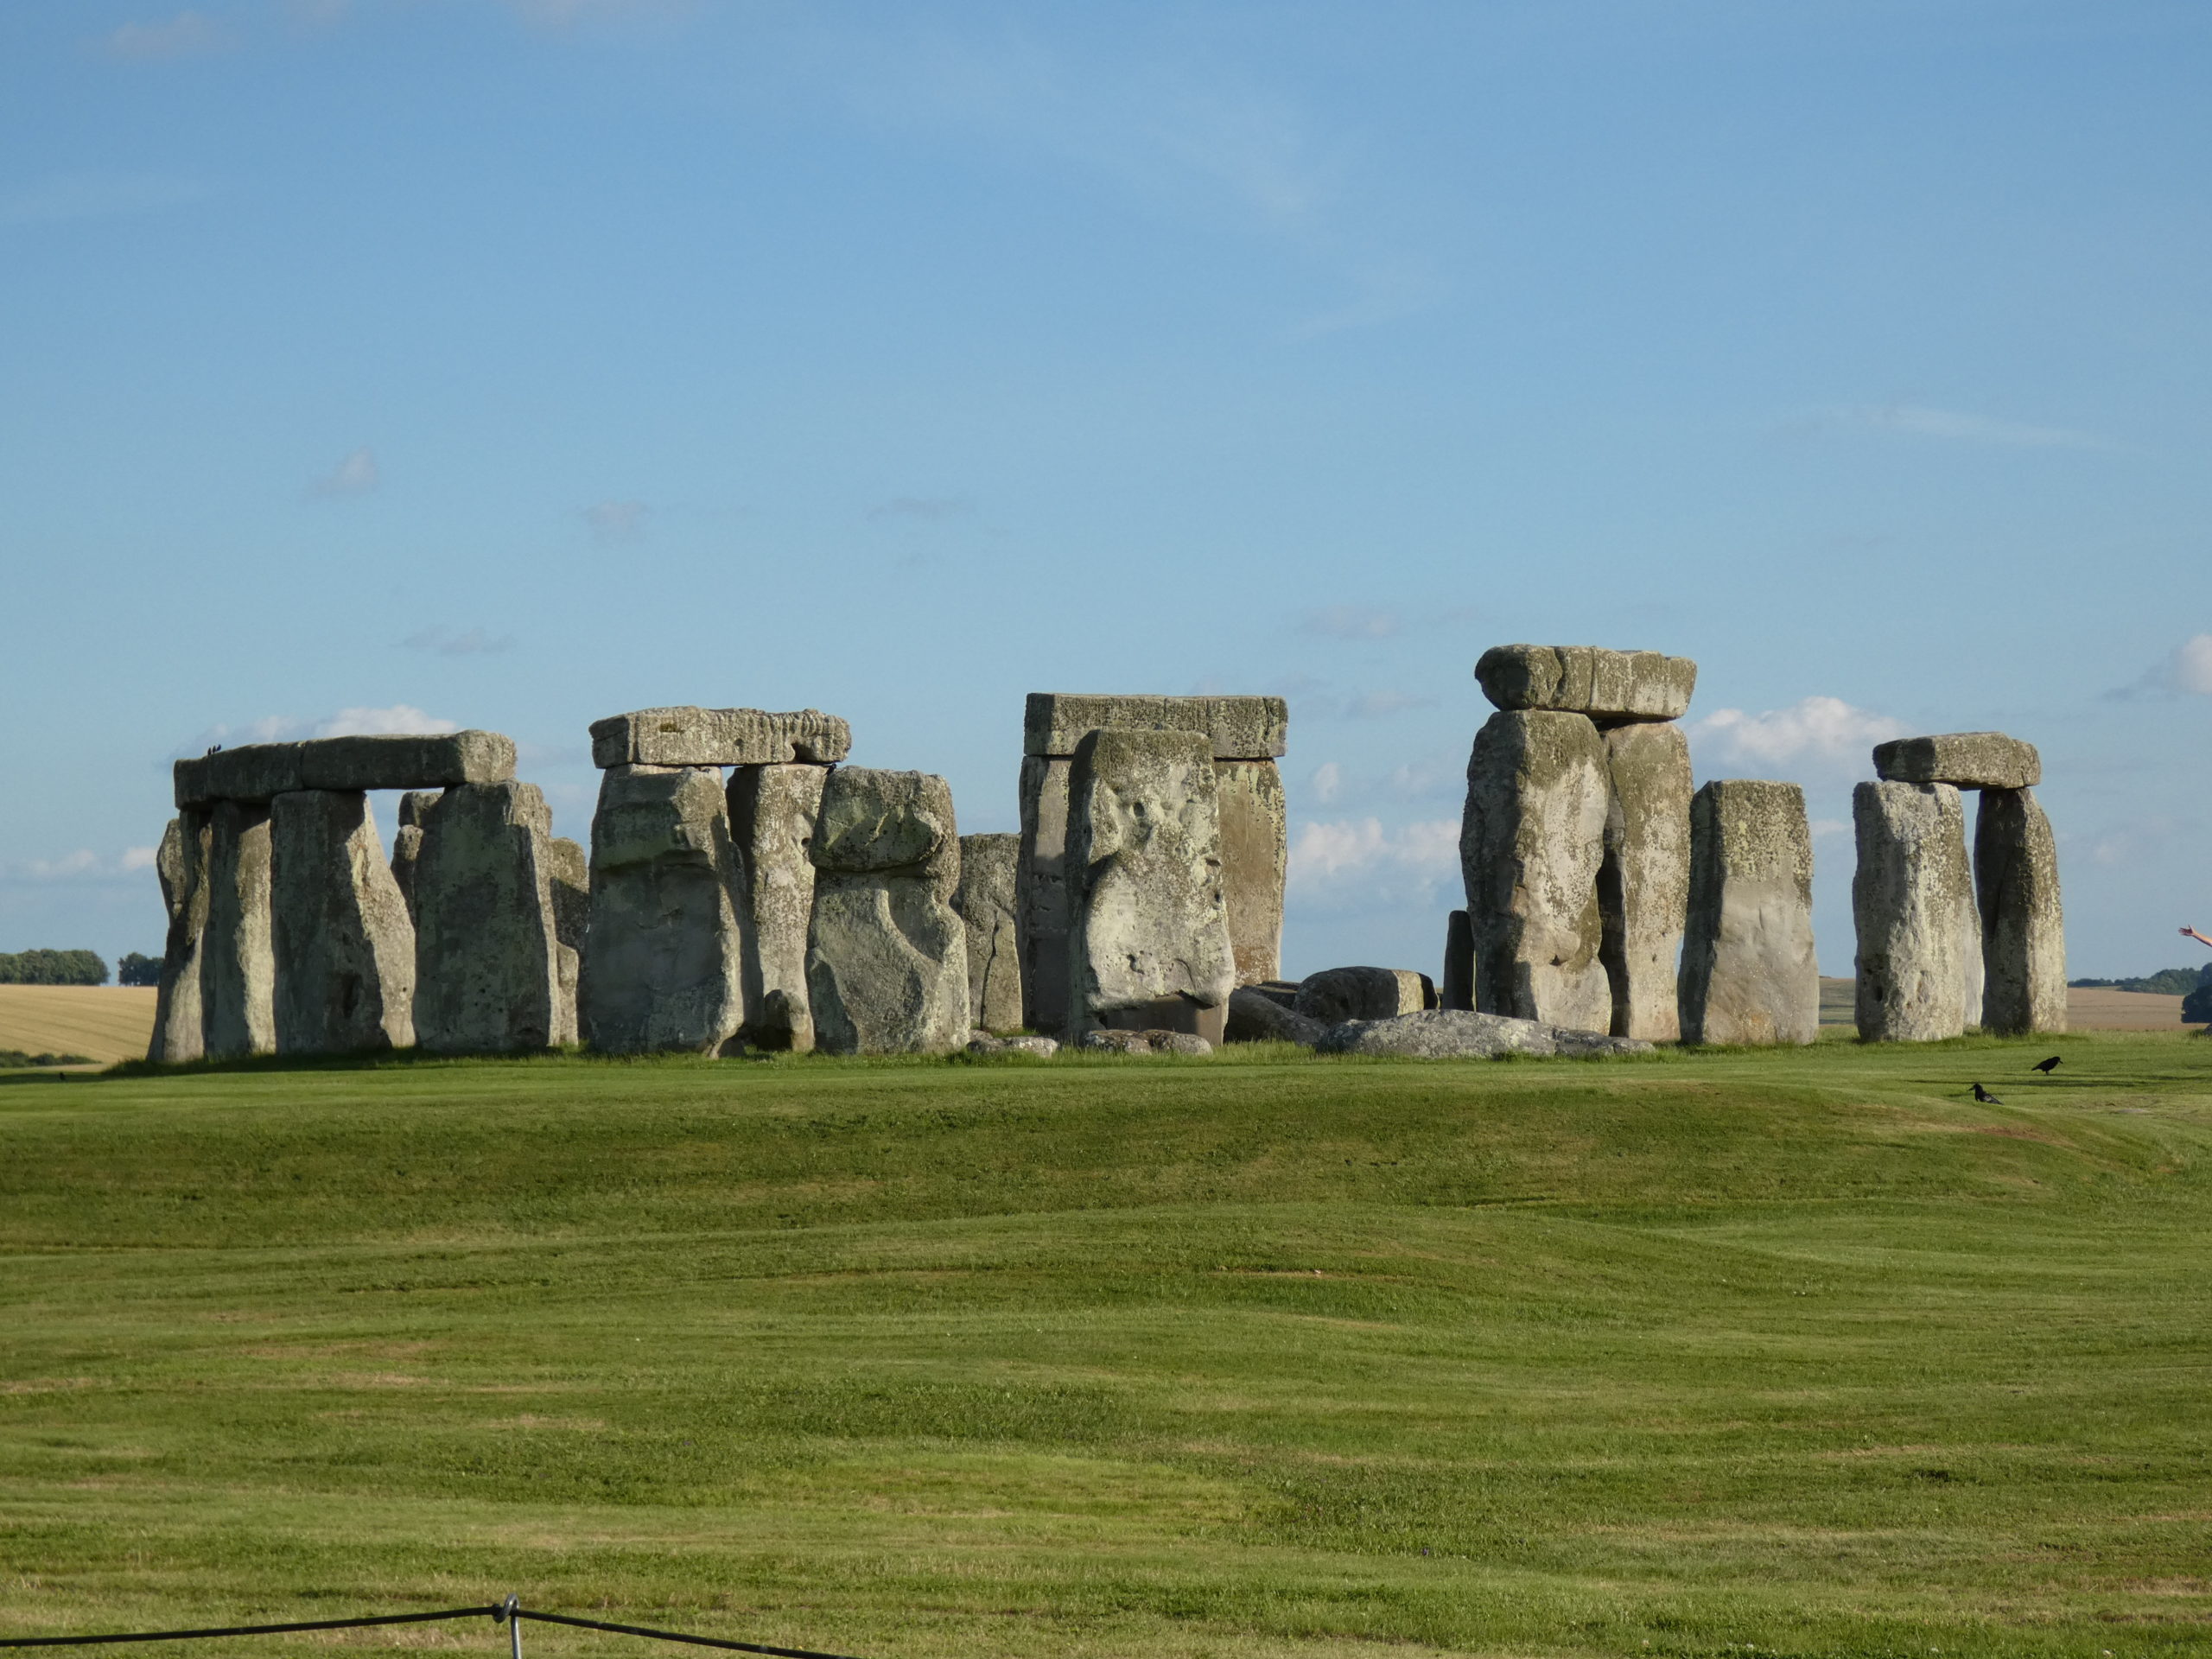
[
  {"xmin": 1971, "ymin": 1083, "xmax": 2005, "ymax": 1104},
  {"xmin": 2032, "ymin": 1056, "xmax": 2061, "ymax": 1074}
]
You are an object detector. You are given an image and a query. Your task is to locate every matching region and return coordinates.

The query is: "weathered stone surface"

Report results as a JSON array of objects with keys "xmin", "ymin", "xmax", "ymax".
[
  {"xmin": 1294, "ymin": 966, "xmax": 1431, "ymax": 1025},
  {"xmin": 1318, "ymin": 1008, "xmax": 1655, "ymax": 1058},
  {"xmin": 270, "ymin": 790, "xmax": 416, "ymax": 1054},
  {"xmin": 389, "ymin": 791, "xmax": 439, "ymax": 924},
  {"xmin": 1475, "ymin": 645, "xmax": 1696, "ymax": 723},
  {"xmin": 149, "ymin": 811, "xmax": 211, "ymax": 1063},
  {"xmin": 1853, "ymin": 781, "xmax": 1980, "ymax": 1041},
  {"xmin": 1440, "ymin": 910, "xmax": 1474, "ymax": 1012},
  {"xmin": 728, "ymin": 763, "xmax": 828, "ymax": 1052},
  {"xmin": 1975, "ymin": 787, "xmax": 2067, "ymax": 1035},
  {"xmin": 1024, "ymin": 694, "xmax": 1287, "ymax": 760},
  {"xmin": 966, "ymin": 1032, "xmax": 1059, "ymax": 1058},
  {"xmin": 548, "ymin": 835, "xmax": 587, "ymax": 1041},
  {"xmin": 1873, "ymin": 732, "xmax": 2040, "ymax": 791},
  {"xmin": 200, "ymin": 800, "xmax": 276, "ymax": 1060},
  {"xmin": 589, "ymin": 707, "xmax": 850, "ymax": 770},
  {"xmin": 1077, "ymin": 1028, "xmax": 1213, "ymax": 1056},
  {"xmin": 1460, "ymin": 709, "xmax": 1611, "ymax": 1032},
  {"xmin": 805, "ymin": 768, "xmax": 969, "ymax": 1055},
  {"xmin": 175, "ymin": 732, "xmax": 514, "ymax": 808},
  {"xmin": 955, "ymin": 832, "xmax": 1023, "ymax": 1033},
  {"xmin": 578, "ymin": 766, "xmax": 746, "ymax": 1056},
  {"xmin": 1225, "ymin": 986, "xmax": 1328, "ymax": 1046},
  {"xmin": 1248, "ymin": 980, "xmax": 1301, "ymax": 1009},
  {"xmin": 1214, "ymin": 760, "xmax": 1287, "ymax": 985},
  {"xmin": 1066, "ymin": 728, "xmax": 1237, "ymax": 1046},
  {"xmin": 1678, "ymin": 780, "xmax": 1818, "ymax": 1046},
  {"xmin": 1598, "ymin": 721, "xmax": 1691, "ymax": 1040},
  {"xmin": 412, "ymin": 781, "xmax": 569, "ymax": 1053},
  {"xmin": 1016, "ymin": 754, "xmax": 1074, "ymax": 1033}
]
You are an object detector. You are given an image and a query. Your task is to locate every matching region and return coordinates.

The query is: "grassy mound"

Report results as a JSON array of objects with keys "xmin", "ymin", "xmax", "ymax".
[{"xmin": 3, "ymin": 1037, "xmax": 2209, "ymax": 1659}]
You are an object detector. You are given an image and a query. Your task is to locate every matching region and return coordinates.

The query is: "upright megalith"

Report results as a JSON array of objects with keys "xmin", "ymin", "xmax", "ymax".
[
  {"xmin": 1065, "ymin": 728, "xmax": 1236, "ymax": 1044},
  {"xmin": 1019, "ymin": 694, "xmax": 1287, "ymax": 1029},
  {"xmin": 805, "ymin": 768, "xmax": 969, "ymax": 1055},
  {"xmin": 1597, "ymin": 721, "xmax": 1691, "ymax": 1040},
  {"xmin": 955, "ymin": 832, "xmax": 1023, "ymax": 1033},
  {"xmin": 547, "ymin": 836, "xmax": 588, "ymax": 1033},
  {"xmin": 390, "ymin": 791, "xmax": 440, "ymax": 923},
  {"xmin": 269, "ymin": 790, "xmax": 416, "ymax": 1054},
  {"xmin": 578, "ymin": 766, "xmax": 747, "ymax": 1055},
  {"xmin": 1853, "ymin": 781, "xmax": 1980, "ymax": 1041},
  {"xmin": 1975, "ymin": 788, "xmax": 2066, "ymax": 1035},
  {"xmin": 1678, "ymin": 781, "xmax": 1817, "ymax": 1046},
  {"xmin": 1440, "ymin": 909, "xmax": 1475, "ymax": 1012},
  {"xmin": 411, "ymin": 781, "xmax": 570, "ymax": 1052},
  {"xmin": 1459, "ymin": 709, "xmax": 1611, "ymax": 1032},
  {"xmin": 149, "ymin": 811, "xmax": 211, "ymax": 1063},
  {"xmin": 727, "ymin": 763, "xmax": 829, "ymax": 1052},
  {"xmin": 200, "ymin": 799, "xmax": 276, "ymax": 1060}
]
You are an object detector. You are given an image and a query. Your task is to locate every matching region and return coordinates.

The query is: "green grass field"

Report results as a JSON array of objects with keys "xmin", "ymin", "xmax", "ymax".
[{"xmin": 3, "ymin": 1038, "xmax": 2209, "ymax": 1659}]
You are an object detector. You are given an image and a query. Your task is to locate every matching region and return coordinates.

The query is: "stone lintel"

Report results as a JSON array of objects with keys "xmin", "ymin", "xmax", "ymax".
[
  {"xmin": 1872, "ymin": 732, "xmax": 2040, "ymax": 791},
  {"xmin": 1023, "ymin": 693, "xmax": 1287, "ymax": 760},
  {"xmin": 175, "ymin": 732, "xmax": 516, "ymax": 808},
  {"xmin": 588, "ymin": 707, "xmax": 851, "ymax": 769},
  {"xmin": 1475, "ymin": 644, "xmax": 1696, "ymax": 722}
]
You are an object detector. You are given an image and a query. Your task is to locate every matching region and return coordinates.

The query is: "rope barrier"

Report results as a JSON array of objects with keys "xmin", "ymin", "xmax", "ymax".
[{"xmin": 0, "ymin": 1605, "xmax": 867, "ymax": 1659}]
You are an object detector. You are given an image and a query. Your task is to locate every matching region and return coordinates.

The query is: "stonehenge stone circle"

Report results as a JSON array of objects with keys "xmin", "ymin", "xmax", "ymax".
[
  {"xmin": 411, "ymin": 780, "xmax": 572, "ymax": 1052},
  {"xmin": 1475, "ymin": 645, "xmax": 1696, "ymax": 723},
  {"xmin": 389, "ymin": 790, "xmax": 439, "ymax": 923},
  {"xmin": 1874, "ymin": 732, "xmax": 2040, "ymax": 791},
  {"xmin": 1294, "ymin": 966, "xmax": 1431, "ymax": 1025},
  {"xmin": 149, "ymin": 811, "xmax": 211, "ymax": 1064},
  {"xmin": 1460, "ymin": 708, "xmax": 1612, "ymax": 1032},
  {"xmin": 954, "ymin": 832, "xmax": 1023, "ymax": 1033},
  {"xmin": 1065, "ymin": 728, "xmax": 1237, "ymax": 1045},
  {"xmin": 200, "ymin": 798, "xmax": 276, "ymax": 1060},
  {"xmin": 1598, "ymin": 721, "xmax": 1691, "ymax": 1040},
  {"xmin": 1677, "ymin": 780, "xmax": 1817, "ymax": 1046},
  {"xmin": 269, "ymin": 789, "xmax": 416, "ymax": 1054},
  {"xmin": 589, "ymin": 706, "xmax": 849, "ymax": 770},
  {"xmin": 1974, "ymin": 787, "xmax": 2067, "ymax": 1035},
  {"xmin": 578, "ymin": 765, "xmax": 747, "ymax": 1056},
  {"xmin": 174, "ymin": 731, "xmax": 516, "ymax": 809},
  {"xmin": 1853, "ymin": 780, "xmax": 1980, "ymax": 1041},
  {"xmin": 805, "ymin": 767, "xmax": 970, "ymax": 1055},
  {"xmin": 1020, "ymin": 693, "xmax": 1287, "ymax": 1030},
  {"xmin": 1440, "ymin": 909, "xmax": 1474, "ymax": 1012},
  {"xmin": 727, "ymin": 762, "xmax": 829, "ymax": 1052}
]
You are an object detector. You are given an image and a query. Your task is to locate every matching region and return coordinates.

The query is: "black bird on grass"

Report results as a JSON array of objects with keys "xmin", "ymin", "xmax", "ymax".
[
  {"xmin": 1971, "ymin": 1083, "xmax": 2005, "ymax": 1104},
  {"xmin": 2032, "ymin": 1055, "xmax": 2062, "ymax": 1074}
]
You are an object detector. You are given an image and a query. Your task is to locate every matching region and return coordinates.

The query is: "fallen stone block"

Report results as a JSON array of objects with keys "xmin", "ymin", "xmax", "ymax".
[
  {"xmin": 1317, "ymin": 1008, "xmax": 1654, "ymax": 1059},
  {"xmin": 966, "ymin": 1032, "xmax": 1059, "ymax": 1058},
  {"xmin": 149, "ymin": 811, "xmax": 211, "ymax": 1063},
  {"xmin": 589, "ymin": 707, "xmax": 850, "ymax": 769},
  {"xmin": 1476, "ymin": 645, "xmax": 1696, "ymax": 723},
  {"xmin": 200, "ymin": 799, "xmax": 276, "ymax": 1060},
  {"xmin": 578, "ymin": 766, "xmax": 747, "ymax": 1055},
  {"xmin": 1677, "ymin": 780, "xmax": 1818, "ymax": 1046},
  {"xmin": 728, "ymin": 762, "xmax": 828, "ymax": 1052},
  {"xmin": 1077, "ymin": 1028, "xmax": 1212, "ymax": 1056},
  {"xmin": 1294, "ymin": 966, "xmax": 1432, "ymax": 1025},
  {"xmin": 955, "ymin": 832, "xmax": 1024, "ymax": 1033},
  {"xmin": 412, "ymin": 781, "xmax": 570, "ymax": 1052},
  {"xmin": 1853, "ymin": 780, "xmax": 1980, "ymax": 1041},
  {"xmin": 1598, "ymin": 721, "xmax": 1691, "ymax": 1040},
  {"xmin": 806, "ymin": 767, "xmax": 969, "ymax": 1055},
  {"xmin": 1024, "ymin": 694, "xmax": 1287, "ymax": 760},
  {"xmin": 1975, "ymin": 787, "xmax": 2066, "ymax": 1035},
  {"xmin": 270, "ymin": 789, "xmax": 416, "ymax": 1054},
  {"xmin": 1873, "ymin": 732, "xmax": 2040, "ymax": 791},
  {"xmin": 1224, "ymin": 986, "xmax": 1328, "ymax": 1046}
]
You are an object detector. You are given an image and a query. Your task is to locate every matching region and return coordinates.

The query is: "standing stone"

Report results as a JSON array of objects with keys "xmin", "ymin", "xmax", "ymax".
[
  {"xmin": 806, "ymin": 768, "xmax": 969, "ymax": 1055},
  {"xmin": 1678, "ymin": 781, "xmax": 1818, "ymax": 1046},
  {"xmin": 578, "ymin": 766, "xmax": 747, "ymax": 1055},
  {"xmin": 149, "ymin": 811, "xmax": 211, "ymax": 1063},
  {"xmin": 390, "ymin": 791, "xmax": 440, "ymax": 924},
  {"xmin": 1214, "ymin": 760, "xmax": 1287, "ymax": 985},
  {"xmin": 1459, "ymin": 709, "xmax": 1611, "ymax": 1032},
  {"xmin": 1440, "ymin": 909, "xmax": 1475, "ymax": 1012},
  {"xmin": 1597, "ymin": 721, "xmax": 1691, "ymax": 1040},
  {"xmin": 1017, "ymin": 753, "xmax": 1076, "ymax": 1032},
  {"xmin": 200, "ymin": 799, "xmax": 276, "ymax": 1060},
  {"xmin": 1853, "ymin": 781, "xmax": 1980, "ymax": 1041},
  {"xmin": 728, "ymin": 763, "xmax": 829, "ymax": 1052},
  {"xmin": 955, "ymin": 832, "xmax": 1023, "ymax": 1033},
  {"xmin": 546, "ymin": 835, "xmax": 589, "ymax": 1041},
  {"xmin": 269, "ymin": 790, "xmax": 416, "ymax": 1054},
  {"xmin": 412, "ymin": 781, "xmax": 569, "ymax": 1053},
  {"xmin": 1065, "ymin": 728, "xmax": 1236, "ymax": 1045},
  {"xmin": 1975, "ymin": 788, "xmax": 2067, "ymax": 1035}
]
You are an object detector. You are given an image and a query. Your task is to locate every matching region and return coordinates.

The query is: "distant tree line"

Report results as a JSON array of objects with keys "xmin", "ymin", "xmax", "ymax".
[
  {"xmin": 2068, "ymin": 965, "xmax": 2212, "ymax": 995},
  {"xmin": 0, "ymin": 949, "xmax": 110, "ymax": 986},
  {"xmin": 118, "ymin": 952, "xmax": 162, "ymax": 987}
]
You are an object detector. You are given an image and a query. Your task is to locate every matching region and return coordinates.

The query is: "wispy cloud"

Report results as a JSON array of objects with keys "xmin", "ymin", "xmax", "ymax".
[
  {"xmin": 1301, "ymin": 604, "xmax": 1398, "ymax": 640},
  {"xmin": 1690, "ymin": 696, "xmax": 1910, "ymax": 774},
  {"xmin": 101, "ymin": 10, "xmax": 232, "ymax": 60},
  {"xmin": 182, "ymin": 704, "xmax": 461, "ymax": 752},
  {"xmin": 868, "ymin": 495, "xmax": 974, "ymax": 523},
  {"xmin": 583, "ymin": 499, "xmax": 649, "ymax": 542},
  {"xmin": 0, "ymin": 173, "xmax": 211, "ymax": 226},
  {"xmin": 2109, "ymin": 633, "xmax": 2212, "ymax": 700},
  {"xmin": 1791, "ymin": 403, "xmax": 2110, "ymax": 451},
  {"xmin": 1347, "ymin": 690, "xmax": 1435, "ymax": 720},
  {"xmin": 1307, "ymin": 761, "xmax": 1343, "ymax": 805},
  {"xmin": 310, "ymin": 447, "xmax": 378, "ymax": 497},
  {"xmin": 1288, "ymin": 817, "xmax": 1459, "ymax": 905},
  {"xmin": 403, "ymin": 626, "xmax": 514, "ymax": 657},
  {"xmin": 12, "ymin": 847, "xmax": 159, "ymax": 881}
]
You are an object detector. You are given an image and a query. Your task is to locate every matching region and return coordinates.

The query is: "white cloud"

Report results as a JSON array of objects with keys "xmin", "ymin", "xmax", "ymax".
[
  {"xmin": 1308, "ymin": 761, "xmax": 1342, "ymax": 805},
  {"xmin": 1301, "ymin": 604, "xmax": 1398, "ymax": 640},
  {"xmin": 314, "ymin": 705, "xmax": 459, "ymax": 738},
  {"xmin": 310, "ymin": 447, "xmax": 378, "ymax": 497},
  {"xmin": 26, "ymin": 850, "xmax": 104, "ymax": 880},
  {"xmin": 1809, "ymin": 818, "xmax": 1849, "ymax": 841},
  {"xmin": 1289, "ymin": 817, "xmax": 1459, "ymax": 896},
  {"xmin": 102, "ymin": 10, "xmax": 231, "ymax": 60},
  {"xmin": 1798, "ymin": 403, "xmax": 2109, "ymax": 451},
  {"xmin": 584, "ymin": 499, "xmax": 649, "ymax": 541},
  {"xmin": 1690, "ymin": 696, "xmax": 1910, "ymax": 774},
  {"xmin": 2114, "ymin": 633, "xmax": 2212, "ymax": 699},
  {"xmin": 121, "ymin": 846, "xmax": 162, "ymax": 872}
]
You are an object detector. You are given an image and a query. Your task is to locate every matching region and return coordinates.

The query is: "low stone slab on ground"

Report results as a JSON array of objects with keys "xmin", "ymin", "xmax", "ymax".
[
  {"xmin": 1317, "ymin": 1008, "xmax": 1654, "ymax": 1059},
  {"xmin": 1077, "ymin": 1028, "xmax": 1213, "ymax": 1056},
  {"xmin": 589, "ymin": 707, "xmax": 850, "ymax": 769},
  {"xmin": 1872, "ymin": 732, "xmax": 2040, "ymax": 791},
  {"xmin": 1224, "ymin": 986, "xmax": 1328, "ymax": 1046},
  {"xmin": 965, "ymin": 1032, "xmax": 1059, "ymax": 1057},
  {"xmin": 1475, "ymin": 645, "xmax": 1696, "ymax": 723},
  {"xmin": 1294, "ymin": 966, "xmax": 1431, "ymax": 1024}
]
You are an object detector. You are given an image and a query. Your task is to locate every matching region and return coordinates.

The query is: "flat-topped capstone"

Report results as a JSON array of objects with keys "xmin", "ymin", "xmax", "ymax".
[
  {"xmin": 1475, "ymin": 645, "xmax": 1696, "ymax": 723},
  {"xmin": 1024, "ymin": 694, "xmax": 1287, "ymax": 760},
  {"xmin": 1872, "ymin": 732, "xmax": 2040, "ymax": 791},
  {"xmin": 589, "ymin": 707, "xmax": 850, "ymax": 769},
  {"xmin": 175, "ymin": 731, "xmax": 516, "ymax": 808}
]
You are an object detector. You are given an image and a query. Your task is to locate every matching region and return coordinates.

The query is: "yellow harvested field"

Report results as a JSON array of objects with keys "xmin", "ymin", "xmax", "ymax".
[
  {"xmin": 1820, "ymin": 976, "xmax": 2189, "ymax": 1033},
  {"xmin": 0, "ymin": 986, "xmax": 156, "ymax": 1065}
]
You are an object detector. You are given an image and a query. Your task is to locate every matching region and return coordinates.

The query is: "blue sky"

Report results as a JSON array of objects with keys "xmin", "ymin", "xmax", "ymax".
[{"xmin": 3, "ymin": 0, "xmax": 2208, "ymax": 982}]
